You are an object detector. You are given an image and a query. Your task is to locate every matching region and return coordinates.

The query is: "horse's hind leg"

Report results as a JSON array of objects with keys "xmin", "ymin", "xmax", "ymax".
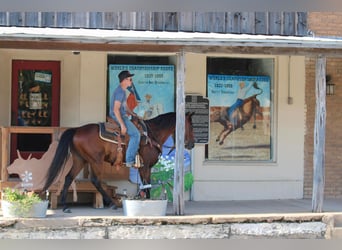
[
  {"xmin": 60, "ymin": 173, "xmax": 74, "ymax": 213},
  {"xmin": 61, "ymin": 154, "xmax": 86, "ymax": 213}
]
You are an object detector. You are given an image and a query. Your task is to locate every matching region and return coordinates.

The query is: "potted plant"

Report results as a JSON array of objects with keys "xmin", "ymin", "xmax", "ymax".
[
  {"xmin": 150, "ymin": 155, "xmax": 194, "ymax": 202},
  {"xmin": 1, "ymin": 188, "xmax": 49, "ymax": 218}
]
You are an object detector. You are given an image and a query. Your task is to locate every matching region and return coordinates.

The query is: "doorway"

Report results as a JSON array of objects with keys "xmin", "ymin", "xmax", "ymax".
[{"xmin": 11, "ymin": 60, "xmax": 60, "ymax": 162}]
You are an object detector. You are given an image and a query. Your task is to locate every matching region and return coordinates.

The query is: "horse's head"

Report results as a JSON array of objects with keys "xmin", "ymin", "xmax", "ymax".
[{"xmin": 185, "ymin": 112, "xmax": 195, "ymax": 150}]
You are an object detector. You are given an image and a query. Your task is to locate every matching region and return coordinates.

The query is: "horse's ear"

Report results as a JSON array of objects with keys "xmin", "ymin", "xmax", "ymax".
[{"xmin": 17, "ymin": 150, "xmax": 23, "ymax": 160}]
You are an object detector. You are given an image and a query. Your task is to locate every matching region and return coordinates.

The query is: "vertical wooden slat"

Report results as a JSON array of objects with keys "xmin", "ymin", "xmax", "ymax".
[
  {"xmin": 103, "ymin": 12, "xmax": 118, "ymax": 29},
  {"xmin": 226, "ymin": 12, "xmax": 241, "ymax": 33},
  {"xmin": 194, "ymin": 12, "xmax": 205, "ymax": 32},
  {"xmin": 134, "ymin": 12, "xmax": 151, "ymax": 30},
  {"xmin": 89, "ymin": 12, "xmax": 103, "ymax": 29},
  {"xmin": 118, "ymin": 12, "xmax": 133, "ymax": 30},
  {"xmin": 152, "ymin": 12, "xmax": 164, "ymax": 31},
  {"xmin": 208, "ymin": 12, "xmax": 225, "ymax": 33},
  {"xmin": 269, "ymin": 12, "xmax": 282, "ymax": 35},
  {"xmin": 41, "ymin": 12, "xmax": 56, "ymax": 27},
  {"xmin": 56, "ymin": 12, "xmax": 72, "ymax": 28},
  {"xmin": 297, "ymin": 12, "xmax": 308, "ymax": 36},
  {"xmin": 0, "ymin": 12, "xmax": 7, "ymax": 26},
  {"xmin": 24, "ymin": 12, "xmax": 38, "ymax": 27},
  {"xmin": 179, "ymin": 12, "xmax": 194, "ymax": 32},
  {"xmin": 174, "ymin": 51, "xmax": 185, "ymax": 215},
  {"xmin": 283, "ymin": 12, "xmax": 295, "ymax": 36},
  {"xmin": 240, "ymin": 12, "xmax": 255, "ymax": 34},
  {"xmin": 255, "ymin": 12, "xmax": 267, "ymax": 35},
  {"xmin": 312, "ymin": 56, "xmax": 327, "ymax": 213},
  {"xmin": 164, "ymin": 12, "xmax": 178, "ymax": 31},
  {"xmin": 9, "ymin": 12, "xmax": 23, "ymax": 26},
  {"xmin": 72, "ymin": 12, "xmax": 88, "ymax": 28}
]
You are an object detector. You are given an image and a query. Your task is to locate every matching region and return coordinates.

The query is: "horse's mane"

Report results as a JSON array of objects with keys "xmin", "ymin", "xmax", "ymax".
[{"xmin": 145, "ymin": 112, "xmax": 176, "ymax": 130}]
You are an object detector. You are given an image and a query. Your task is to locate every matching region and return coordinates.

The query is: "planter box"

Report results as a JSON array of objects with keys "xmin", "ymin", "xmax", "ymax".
[
  {"xmin": 1, "ymin": 200, "xmax": 49, "ymax": 218},
  {"xmin": 123, "ymin": 199, "xmax": 167, "ymax": 216}
]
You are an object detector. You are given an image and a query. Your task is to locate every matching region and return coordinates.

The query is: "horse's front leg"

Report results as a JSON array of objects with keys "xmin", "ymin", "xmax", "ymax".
[
  {"xmin": 90, "ymin": 162, "xmax": 117, "ymax": 210},
  {"xmin": 216, "ymin": 120, "xmax": 228, "ymax": 142},
  {"xmin": 219, "ymin": 127, "xmax": 233, "ymax": 145}
]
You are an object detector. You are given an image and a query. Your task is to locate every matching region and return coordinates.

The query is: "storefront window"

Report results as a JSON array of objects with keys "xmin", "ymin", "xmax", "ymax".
[{"xmin": 206, "ymin": 57, "xmax": 274, "ymax": 162}]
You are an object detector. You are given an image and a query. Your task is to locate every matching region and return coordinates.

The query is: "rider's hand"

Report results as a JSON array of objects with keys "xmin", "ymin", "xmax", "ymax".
[{"xmin": 121, "ymin": 124, "xmax": 127, "ymax": 135}]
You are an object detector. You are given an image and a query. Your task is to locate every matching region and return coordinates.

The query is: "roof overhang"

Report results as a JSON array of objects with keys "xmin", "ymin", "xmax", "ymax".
[{"xmin": 0, "ymin": 27, "xmax": 342, "ymax": 55}]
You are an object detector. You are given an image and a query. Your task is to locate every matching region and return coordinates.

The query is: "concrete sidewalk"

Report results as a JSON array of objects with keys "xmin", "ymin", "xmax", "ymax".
[{"xmin": 36, "ymin": 198, "xmax": 342, "ymax": 218}]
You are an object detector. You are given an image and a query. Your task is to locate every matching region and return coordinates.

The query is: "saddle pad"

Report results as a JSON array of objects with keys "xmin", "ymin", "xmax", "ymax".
[{"xmin": 98, "ymin": 122, "xmax": 121, "ymax": 144}]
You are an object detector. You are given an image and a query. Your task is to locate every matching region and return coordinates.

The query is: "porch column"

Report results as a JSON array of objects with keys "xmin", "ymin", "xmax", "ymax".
[
  {"xmin": 312, "ymin": 55, "xmax": 326, "ymax": 213},
  {"xmin": 174, "ymin": 50, "xmax": 185, "ymax": 215}
]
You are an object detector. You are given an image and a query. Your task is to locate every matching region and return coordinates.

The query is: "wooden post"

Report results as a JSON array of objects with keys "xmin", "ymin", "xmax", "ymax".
[
  {"xmin": 173, "ymin": 50, "xmax": 185, "ymax": 215},
  {"xmin": 312, "ymin": 56, "xmax": 326, "ymax": 213},
  {"xmin": 1, "ymin": 127, "xmax": 9, "ymax": 181}
]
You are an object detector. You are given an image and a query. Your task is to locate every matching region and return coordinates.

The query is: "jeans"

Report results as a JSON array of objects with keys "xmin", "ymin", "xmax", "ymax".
[
  {"xmin": 129, "ymin": 168, "xmax": 142, "ymax": 185},
  {"xmin": 227, "ymin": 98, "xmax": 244, "ymax": 121},
  {"xmin": 112, "ymin": 115, "xmax": 140, "ymax": 164}
]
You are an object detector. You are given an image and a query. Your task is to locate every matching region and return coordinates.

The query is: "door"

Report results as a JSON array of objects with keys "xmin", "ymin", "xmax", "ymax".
[{"xmin": 11, "ymin": 60, "xmax": 60, "ymax": 162}]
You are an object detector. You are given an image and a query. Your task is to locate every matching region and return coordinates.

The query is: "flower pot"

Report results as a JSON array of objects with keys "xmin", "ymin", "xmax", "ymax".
[
  {"xmin": 122, "ymin": 199, "xmax": 167, "ymax": 216},
  {"xmin": 1, "ymin": 200, "xmax": 49, "ymax": 218}
]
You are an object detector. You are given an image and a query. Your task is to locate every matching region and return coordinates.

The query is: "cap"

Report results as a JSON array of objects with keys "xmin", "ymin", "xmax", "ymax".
[{"xmin": 118, "ymin": 70, "xmax": 134, "ymax": 82}]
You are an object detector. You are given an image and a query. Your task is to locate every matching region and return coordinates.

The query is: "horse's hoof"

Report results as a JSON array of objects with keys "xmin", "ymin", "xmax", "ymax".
[
  {"xmin": 253, "ymin": 125, "xmax": 256, "ymax": 129},
  {"xmin": 219, "ymin": 141, "xmax": 223, "ymax": 145},
  {"xmin": 63, "ymin": 208, "xmax": 72, "ymax": 213},
  {"xmin": 216, "ymin": 138, "xmax": 219, "ymax": 142},
  {"xmin": 109, "ymin": 203, "xmax": 117, "ymax": 210}
]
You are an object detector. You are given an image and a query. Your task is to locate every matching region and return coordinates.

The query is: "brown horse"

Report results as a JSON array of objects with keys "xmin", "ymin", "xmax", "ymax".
[
  {"xmin": 42, "ymin": 112, "xmax": 195, "ymax": 213},
  {"xmin": 212, "ymin": 94, "xmax": 263, "ymax": 145}
]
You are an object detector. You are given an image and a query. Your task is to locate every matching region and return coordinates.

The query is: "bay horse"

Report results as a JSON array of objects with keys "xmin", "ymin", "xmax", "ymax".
[
  {"xmin": 42, "ymin": 112, "xmax": 195, "ymax": 213},
  {"xmin": 212, "ymin": 93, "xmax": 263, "ymax": 145}
]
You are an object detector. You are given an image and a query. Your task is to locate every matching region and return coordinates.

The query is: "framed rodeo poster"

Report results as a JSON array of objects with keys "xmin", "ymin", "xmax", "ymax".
[
  {"xmin": 206, "ymin": 74, "xmax": 272, "ymax": 161},
  {"xmin": 108, "ymin": 64, "xmax": 175, "ymax": 118}
]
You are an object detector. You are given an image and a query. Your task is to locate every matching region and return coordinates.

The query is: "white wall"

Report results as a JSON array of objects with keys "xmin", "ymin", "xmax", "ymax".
[
  {"xmin": 0, "ymin": 49, "xmax": 306, "ymax": 201},
  {"xmin": 186, "ymin": 54, "xmax": 306, "ymax": 201}
]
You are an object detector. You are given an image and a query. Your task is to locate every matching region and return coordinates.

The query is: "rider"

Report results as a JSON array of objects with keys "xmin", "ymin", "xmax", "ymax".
[
  {"xmin": 110, "ymin": 70, "xmax": 140, "ymax": 168},
  {"xmin": 227, "ymin": 81, "xmax": 253, "ymax": 128}
]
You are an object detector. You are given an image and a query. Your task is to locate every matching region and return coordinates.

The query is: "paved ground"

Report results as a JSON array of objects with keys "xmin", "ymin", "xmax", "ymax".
[{"xmin": 18, "ymin": 198, "xmax": 342, "ymax": 218}]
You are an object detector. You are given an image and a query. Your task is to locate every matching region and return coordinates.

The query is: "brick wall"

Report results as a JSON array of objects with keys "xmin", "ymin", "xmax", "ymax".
[
  {"xmin": 308, "ymin": 12, "xmax": 342, "ymax": 37},
  {"xmin": 304, "ymin": 13, "xmax": 342, "ymax": 198}
]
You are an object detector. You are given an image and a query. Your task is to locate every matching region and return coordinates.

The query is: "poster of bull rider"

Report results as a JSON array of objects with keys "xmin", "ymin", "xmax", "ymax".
[{"xmin": 207, "ymin": 75, "xmax": 271, "ymax": 161}]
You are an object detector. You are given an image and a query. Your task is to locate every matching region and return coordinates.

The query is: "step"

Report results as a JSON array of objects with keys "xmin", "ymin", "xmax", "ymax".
[{"xmin": 331, "ymin": 227, "xmax": 342, "ymax": 239}]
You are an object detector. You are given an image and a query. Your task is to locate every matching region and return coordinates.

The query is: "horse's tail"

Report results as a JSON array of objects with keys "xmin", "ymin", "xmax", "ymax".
[{"xmin": 43, "ymin": 128, "xmax": 76, "ymax": 191}]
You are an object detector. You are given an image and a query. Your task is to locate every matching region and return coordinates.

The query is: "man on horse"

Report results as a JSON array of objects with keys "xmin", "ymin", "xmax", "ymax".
[
  {"xmin": 227, "ymin": 81, "xmax": 253, "ymax": 128},
  {"xmin": 109, "ymin": 70, "xmax": 140, "ymax": 169}
]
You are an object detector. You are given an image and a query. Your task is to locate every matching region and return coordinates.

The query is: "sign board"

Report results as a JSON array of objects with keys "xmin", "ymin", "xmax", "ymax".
[{"xmin": 185, "ymin": 94, "xmax": 209, "ymax": 144}]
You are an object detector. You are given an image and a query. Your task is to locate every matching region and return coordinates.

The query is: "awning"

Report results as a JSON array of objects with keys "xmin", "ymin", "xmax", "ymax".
[{"xmin": 0, "ymin": 26, "xmax": 342, "ymax": 50}]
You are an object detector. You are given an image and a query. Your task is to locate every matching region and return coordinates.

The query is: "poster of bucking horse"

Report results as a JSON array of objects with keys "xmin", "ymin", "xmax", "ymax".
[{"xmin": 207, "ymin": 75, "xmax": 272, "ymax": 161}]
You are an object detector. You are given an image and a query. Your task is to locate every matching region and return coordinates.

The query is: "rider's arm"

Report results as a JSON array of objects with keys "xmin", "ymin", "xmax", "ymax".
[{"xmin": 113, "ymin": 100, "xmax": 125, "ymax": 128}]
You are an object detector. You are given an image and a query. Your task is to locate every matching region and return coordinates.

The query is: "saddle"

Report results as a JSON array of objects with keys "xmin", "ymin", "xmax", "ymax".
[{"xmin": 98, "ymin": 116, "xmax": 156, "ymax": 168}]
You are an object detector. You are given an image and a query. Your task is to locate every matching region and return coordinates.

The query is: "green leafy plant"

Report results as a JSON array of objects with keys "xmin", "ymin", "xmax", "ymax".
[
  {"xmin": 150, "ymin": 155, "xmax": 194, "ymax": 201},
  {"xmin": 2, "ymin": 188, "xmax": 43, "ymax": 217}
]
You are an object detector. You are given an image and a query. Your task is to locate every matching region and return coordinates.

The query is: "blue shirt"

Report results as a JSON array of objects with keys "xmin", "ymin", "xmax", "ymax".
[{"xmin": 110, "ymin": 86, "xmax": 127, "ymax": 118}]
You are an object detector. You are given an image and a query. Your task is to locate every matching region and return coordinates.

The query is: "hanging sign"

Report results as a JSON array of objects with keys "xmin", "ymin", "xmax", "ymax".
[{"xmin": 185, "ymin": 94, "xmax": 209, "ymax": 144}]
